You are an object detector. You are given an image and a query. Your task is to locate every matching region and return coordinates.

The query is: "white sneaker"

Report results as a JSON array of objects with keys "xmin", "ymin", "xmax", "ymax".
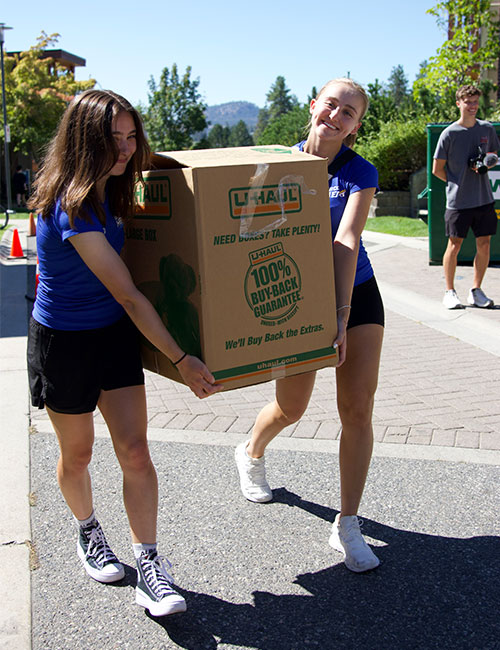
[
  {"xmin": 442, "ymin": 289, "xmax": 463, "ymax": 309},
  {"xmin": 467, "ymin": 287, "xmax": 494, "ymax": 308},
  {"xmin": 234, "ymin": 441, "xmax": 273, "ymax": 503},
  {"xmin": 329, "ymin": 514, "xmax": 380, "ymax": 573}
]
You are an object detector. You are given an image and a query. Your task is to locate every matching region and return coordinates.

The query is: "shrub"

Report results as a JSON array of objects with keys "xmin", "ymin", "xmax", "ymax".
[{"xmin": 356, "ymin": 117, "xmax": 428, "ymax": 190}]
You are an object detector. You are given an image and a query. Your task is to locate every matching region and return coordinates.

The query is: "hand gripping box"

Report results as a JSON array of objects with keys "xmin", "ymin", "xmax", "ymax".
[{"xmin": 123, "ymin": 145, "xmax": 338, "ymax": 391}]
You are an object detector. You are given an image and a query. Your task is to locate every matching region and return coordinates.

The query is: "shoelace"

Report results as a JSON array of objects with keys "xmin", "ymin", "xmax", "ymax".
[
  {"xmin": 141, "ymin": 553, "xmax": 176, "ymax": 596},
  {"xmin": 84, "ymin": 526, "xmax": 117, "ymax": 565},
  {"xmin": 340, "ymin": 518, "xmax": 368, "ymax": 548}
]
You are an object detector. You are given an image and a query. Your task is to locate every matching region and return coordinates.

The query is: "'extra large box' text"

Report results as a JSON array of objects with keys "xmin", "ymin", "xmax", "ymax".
[{"xmin": 123, "ymin": 145, "xmax": 338, "ymax": 390}]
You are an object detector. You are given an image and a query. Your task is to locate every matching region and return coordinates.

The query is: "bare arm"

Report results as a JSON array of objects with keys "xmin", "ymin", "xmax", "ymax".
[
  {"xmin": 333, "ymin": 186, "xmax": 376, "ymax": 366},
  {"xmin": 70, "ymin": 231, "xmax": 221, "ymax": 398},
  {"xmin": 432, "ymin": 158, "xmax": 447, "ymax": 183}
]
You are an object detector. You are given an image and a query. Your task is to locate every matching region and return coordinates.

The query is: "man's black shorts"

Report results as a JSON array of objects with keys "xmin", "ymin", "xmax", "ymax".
[
  {"xmin": 445, "ymin": 202, "xmax": 498, "ymax": 239},
  {"xmin": 27, "ymin": 314, "xmax": 145, "ymax": 414}
]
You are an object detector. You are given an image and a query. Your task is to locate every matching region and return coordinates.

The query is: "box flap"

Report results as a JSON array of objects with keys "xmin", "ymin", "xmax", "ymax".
[
  {"xmin": 149, "ymin": 152, "xmax": 188, "ymax": 170},
  {"xmin": 152, "ymin": 145, "xmax": 325, "ymax": 169}
]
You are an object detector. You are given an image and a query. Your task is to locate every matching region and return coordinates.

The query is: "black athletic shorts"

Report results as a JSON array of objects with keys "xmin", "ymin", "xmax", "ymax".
[
  {"xmin": 347, "ymin": 275, "xmax": 385, "ymax": 329},
  {"xmin": 27, "ymin": 314, "xmax": 145, "ymax": 414},
  {"xmin": 444, "ymin": 202, "xmax": 498, "ymax": 239}
]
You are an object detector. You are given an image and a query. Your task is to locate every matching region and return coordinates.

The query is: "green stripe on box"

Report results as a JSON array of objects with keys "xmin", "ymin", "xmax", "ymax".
[{"xmin": 213, "ymin": 347, "xmax": 337, "ymax": 381}]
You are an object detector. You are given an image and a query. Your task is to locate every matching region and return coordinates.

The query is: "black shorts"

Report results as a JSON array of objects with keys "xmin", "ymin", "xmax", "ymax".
[
  {"xmin": 444, "ymin": 202, "xmax": 498, "ymax": 239},
  {"xmin": 347, "ymin": 275, "xmax": 385, "ymax": 329},
  {"xmin": 27, "ymin": 314, "xmax": 145, "ymax": 414}
]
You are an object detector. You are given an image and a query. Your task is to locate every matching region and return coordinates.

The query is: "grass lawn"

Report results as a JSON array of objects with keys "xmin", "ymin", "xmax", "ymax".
[
  {"xmin": 1, "ymin": 210, "xmax": 429, "ymax": 238},
  {"xmin": 364, "ymin": 216, "xmax": 428, "ymax": 237}
]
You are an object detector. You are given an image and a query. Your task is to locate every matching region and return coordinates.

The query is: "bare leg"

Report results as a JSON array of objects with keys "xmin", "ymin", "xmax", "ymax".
[
  {"xmin": 98, "ymin": 385, "xmax": 158, "ymax": 544},
  {"xmin": 47, "ymin": 407, "xmax": 95, "ymax": 520},
  {"xmin": 443, "ymin": 236, "xmax": 463, "ymax": 290},
  {"xmin": 246, "ymin": 371, "xmax": 317, "ymax": 458},
  {"xmin": 336, "ymin": 324, "xmax": 383, "ymax": 517},
  {"xmin": 472, "ymin": 235, "xmax": 491, "ymax": 288}
]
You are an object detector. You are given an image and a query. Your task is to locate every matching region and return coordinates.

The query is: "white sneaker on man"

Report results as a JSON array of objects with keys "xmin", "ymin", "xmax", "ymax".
[
  {"xmin": 442, "ymin": 289, "xmax": 463, "ymax": 309},
  {"xmin": 467, "ymin": 287, "xmax": 494, "ymax": 308},
  {"xmin": 329, "ymin": 514, "xmax": 380, "ymax": 573},
  {"xmin": 235, "ymin": 441, "xmax": 273, "ymax": 503}
]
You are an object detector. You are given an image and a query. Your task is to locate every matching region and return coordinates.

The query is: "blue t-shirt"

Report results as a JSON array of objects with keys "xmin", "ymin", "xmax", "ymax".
[
  {"xmin": 33, "ymin": 197, "xmax": 125, "ymax": 330},
  {"xmin": 296, "ymin": 142, "xmax": 378, "ymax": 286}
]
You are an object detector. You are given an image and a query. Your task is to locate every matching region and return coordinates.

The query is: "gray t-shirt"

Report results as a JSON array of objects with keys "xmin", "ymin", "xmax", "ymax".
[{"xmin": 433, "ymin": 119, "xmax": 500, "ymax": 209}]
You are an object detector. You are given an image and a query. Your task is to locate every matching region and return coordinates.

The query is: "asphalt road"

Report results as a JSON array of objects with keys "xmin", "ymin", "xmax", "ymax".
[{"xmin": 30, "ymin": 435, "xmax": 500, "ymax": 650}]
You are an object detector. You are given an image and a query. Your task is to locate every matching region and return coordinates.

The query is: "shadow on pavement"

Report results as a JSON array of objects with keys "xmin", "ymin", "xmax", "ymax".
[{"xmin": 149, "ymin": 493, "xmax": 498, "ymax": 650}]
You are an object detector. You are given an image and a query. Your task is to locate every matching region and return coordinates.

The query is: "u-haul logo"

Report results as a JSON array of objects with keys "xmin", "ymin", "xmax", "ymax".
[
  {"xmin": 134, "ymin": 176, "xmax": 171, "ymax": 220},
  {"xmin": 229, "ymin": 183, "xmax": 302, "ymax": 219}
]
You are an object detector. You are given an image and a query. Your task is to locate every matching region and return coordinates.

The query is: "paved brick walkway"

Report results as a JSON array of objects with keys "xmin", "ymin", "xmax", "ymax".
[{"xmin": 27, "ymin": 230, "xmax": 500, "ymax": 451}]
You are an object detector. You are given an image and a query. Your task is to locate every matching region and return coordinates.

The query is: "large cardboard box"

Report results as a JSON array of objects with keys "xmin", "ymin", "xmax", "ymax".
[{"xmin": 123, "ymin": 145, "xmax": 338, "ymax": 391}]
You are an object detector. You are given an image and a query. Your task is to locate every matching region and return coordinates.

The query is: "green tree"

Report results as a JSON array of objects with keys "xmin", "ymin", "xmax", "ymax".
[
  {"xmin": 266, "ymin": 75, "xmax": 298, "ymax": 121},
  {"xmin": 229, "ymin": 120, "xmax": 253, "ymax": 146},
  {"xmin": 1, "ymin": 32, "xmax": 95, "ymax": 160},
  {"xmin": 356, "ymin": 117, "xmax": 428, "ymax": 191},
  {"xmin": 253, "ymin": 107, "xmax": 270, "ymax": 142},
  {"xmin": 388, "ymin": 65, "xmax": 410, "ymax": 107},
  {"xmin": 357, "ymin": 79, "xmax": 396, "ymax": 141},
  {"xmin": 256, "ymin": 105, "xmax": 310, "ymax": 147},
  {"xmin": 207, "ymin": 123, "xmax": 231, "ymax": 148},
  {"xmin": 414, "ymin": 0, "xmax": 500, "ymax": 100},
  {"xmin": 142, "ymin": 64, "xmax": 207, "ymax": 151}
]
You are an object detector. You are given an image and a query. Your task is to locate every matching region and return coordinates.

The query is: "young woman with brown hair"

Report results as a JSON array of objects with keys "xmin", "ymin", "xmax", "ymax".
[{"xmin": 28, "ymin": 89, "xmax": 220, "ymax": 616}]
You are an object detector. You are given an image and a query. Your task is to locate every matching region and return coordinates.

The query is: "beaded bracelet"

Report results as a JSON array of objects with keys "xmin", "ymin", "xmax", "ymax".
[
  {"xmin": 336, "ymin": 304, "xmax": 351, "ymax": 312},
  {"xmin": 173, "ymin": 352, "xmax": 187, "ymax": 366}
]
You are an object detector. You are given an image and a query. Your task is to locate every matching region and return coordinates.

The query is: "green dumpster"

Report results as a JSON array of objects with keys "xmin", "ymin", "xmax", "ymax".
[{"xmin": 425, "ymin": 122, "xmax": 500, "ymax": 265}]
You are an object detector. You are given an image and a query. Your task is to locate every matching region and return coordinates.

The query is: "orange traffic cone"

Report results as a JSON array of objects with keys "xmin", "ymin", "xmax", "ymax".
[
  {"xmin": 28, "ymin": 212, "xmax": 36, "ymax": 237},
  {"xmin": 9, "ymin": 228, "xmax": 26, "ymax": 259}
]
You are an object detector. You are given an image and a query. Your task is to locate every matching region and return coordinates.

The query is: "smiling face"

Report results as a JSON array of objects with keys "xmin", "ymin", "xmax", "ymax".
[
  {"xmin": 309, "ymin": 82, "xmax": 364, "ymax": 144},
  {"xmin": 109, "ymin": 111, "xmax": 137, "ymax": 176},
  {"xmin": 456, "ymin": 94, "xmax": 479, "ymax": 122}
]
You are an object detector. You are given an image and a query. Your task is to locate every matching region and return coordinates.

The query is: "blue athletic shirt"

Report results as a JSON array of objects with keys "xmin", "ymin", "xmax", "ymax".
[
  {"xmin": 33, "ymin": 196, "xmax": 125, "ymax": 330},
  {"xmin": 296, "ymin": 141, "xmax": 379, "ymax": 286}
]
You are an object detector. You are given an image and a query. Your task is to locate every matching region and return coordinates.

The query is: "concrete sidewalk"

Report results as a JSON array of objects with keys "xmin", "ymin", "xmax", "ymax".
[{"xmin": 1, "ymin": 223, "xmax": 499, "ymax": 649}]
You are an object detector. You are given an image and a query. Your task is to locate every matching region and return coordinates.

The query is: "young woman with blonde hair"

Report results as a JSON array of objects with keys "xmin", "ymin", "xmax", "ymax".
[
  {"xmin": 28, "ymin": 89, "xmax": 220, "ymax": 615},
  {"xmin": 235, "ymin": 78, "xmax": 384, "ymax": 572}
]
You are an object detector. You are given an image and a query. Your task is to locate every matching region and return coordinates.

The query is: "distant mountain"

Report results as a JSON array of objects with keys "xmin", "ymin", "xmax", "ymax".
[{"xmin": 205, "ymin": 101, "xmax": 260, "ymax": 131}]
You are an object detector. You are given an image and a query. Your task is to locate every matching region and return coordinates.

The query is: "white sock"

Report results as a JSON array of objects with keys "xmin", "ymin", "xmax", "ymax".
[
  {"xmin": 75, "ymin": 511, "xmax": 97, "ymax": 528},
  {"xmin": 133, "ymin": 542, "xmax": 157, "ymax": 559}
]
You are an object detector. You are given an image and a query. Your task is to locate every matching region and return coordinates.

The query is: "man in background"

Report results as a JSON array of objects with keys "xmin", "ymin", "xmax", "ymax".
[{"xmin": 433, "ymin": 85, "xmax": 499, "ymax": 309}]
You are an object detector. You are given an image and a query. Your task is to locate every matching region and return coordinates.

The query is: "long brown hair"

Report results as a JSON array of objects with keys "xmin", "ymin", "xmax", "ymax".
[{"xmin": 28, "ymin": 89, "xmax": 150, "ymax": 226}]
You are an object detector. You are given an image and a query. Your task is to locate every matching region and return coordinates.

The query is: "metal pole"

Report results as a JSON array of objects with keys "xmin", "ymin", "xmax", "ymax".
[{"xmin": 0, "ymin": 24, "xmax": 13, "ymax": 212}]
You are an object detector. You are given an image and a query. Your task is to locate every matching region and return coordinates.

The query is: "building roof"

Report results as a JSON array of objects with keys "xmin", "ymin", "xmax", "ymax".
[{"xmin": 7, "ymin": 48, "xmax": 86, "ymax": 68}]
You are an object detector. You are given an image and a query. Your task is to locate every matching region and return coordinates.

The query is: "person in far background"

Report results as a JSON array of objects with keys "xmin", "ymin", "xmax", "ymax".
[
  {"xmin": 27, "ymin": 89, "xmax": 220, "ymax": 618},
  {"xmin": 235, "ymin": 78, "xmax": 384, "ymax": 573},
  {"xmin": 12, "ymin": 165, "xmax": 28, "ymax": 208},
  {"xmin": 433, "ymin": 84, "xmax": 500, "ymax": 310}
]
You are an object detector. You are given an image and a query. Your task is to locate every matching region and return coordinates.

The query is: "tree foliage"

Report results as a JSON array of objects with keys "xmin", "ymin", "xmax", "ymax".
[
  {"xmin": 256, "ymin": 105, "xmax": 309, "ymax": 147},
  {"xmin": 141, "ymin": 64, "xmax": 207, "ymax": 151},
  {"xmin": 206, "ymin": 120, "xmax": 253, "ymax": 148},
  {"xmin": 207, "ymin": 124, "xmax": 231, "ymax": 148},
  {"xmin": 356, "ymin": 117, "xmax": 428, "ymax": 191},
  {"xmin": 229, "ymin": 120, "xmax": 253, "ymax": 146},
  {"xmin": 266, "ymin": 76, "xmax": 298, "ymax": 121},
  {"xmin": 1, "ymin": 32, "xmax": 95, "ymax": 160},
  {"xmin": 387, "ymin": 65, "xmax": 410, "ymax": 107},
  {"xmin": 414, "ymin": 0, "xmax": 500, "ymax": 99}
]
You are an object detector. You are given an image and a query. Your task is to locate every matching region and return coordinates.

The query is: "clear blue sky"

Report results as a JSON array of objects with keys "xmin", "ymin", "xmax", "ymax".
[{"xmin": 3, "ymin": 0, "xmax": 445, "ymax": 108}]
